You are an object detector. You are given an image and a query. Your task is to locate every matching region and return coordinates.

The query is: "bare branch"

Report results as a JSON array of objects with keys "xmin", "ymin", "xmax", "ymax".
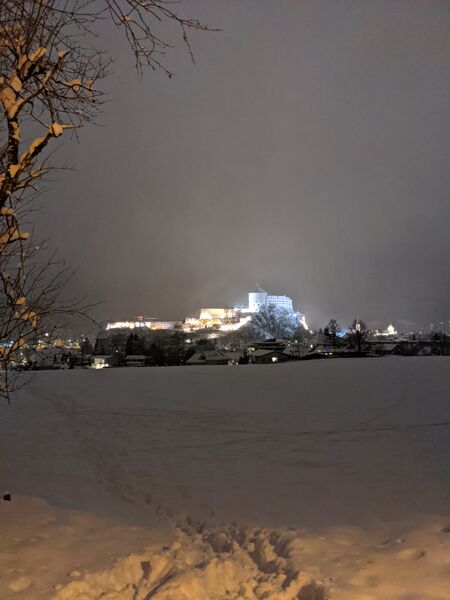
[{"xmin": 0, "ymin": 0, "xmax": 214, "ymax": 400}]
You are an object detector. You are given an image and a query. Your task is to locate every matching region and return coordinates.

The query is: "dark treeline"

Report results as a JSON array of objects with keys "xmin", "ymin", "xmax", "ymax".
[{"xmin": 93, "ymin": 331, "xmax": 215, "ymax": 366}]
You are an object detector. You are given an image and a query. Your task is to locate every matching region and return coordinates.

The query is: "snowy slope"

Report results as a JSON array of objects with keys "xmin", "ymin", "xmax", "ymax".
[{"xmin": 0, "ymin": 357, "xmax": 449, "ymax": 599}]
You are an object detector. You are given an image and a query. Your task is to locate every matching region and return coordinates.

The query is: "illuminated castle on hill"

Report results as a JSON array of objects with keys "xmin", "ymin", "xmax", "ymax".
[
  {"xmin": 106, "ymin": 286, "xmax": 307, "ymax": 333},
  {"xmin": 245, "ymin": 285, "xmax": 294, "ymax": 313},
  {"xmin": 184, "ymin": 286, "xmax": 307, "ymax": 332}
]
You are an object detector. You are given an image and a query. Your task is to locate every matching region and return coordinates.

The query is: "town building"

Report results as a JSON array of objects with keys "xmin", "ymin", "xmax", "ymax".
[
  {"xmin": 91, "ymin": 354, "xmax": 121, "ymax": 369},
  {"xmin": 249, "ymin": 349, "xmax": 297, "ymax": 364},
  {"xmin": 124, "ymin": 355, "xmax": 147, "ymax": 367},
  {"xmin": 106, "ymin": 317, "xmax": 180, "ymax": 331},
  {"xmin": 380, "ymin": 323, "xmax": 398, "ymax": 337},
  {"xmin": 186, "ymin": 350, "xmax": 241, "ymax": 366}
]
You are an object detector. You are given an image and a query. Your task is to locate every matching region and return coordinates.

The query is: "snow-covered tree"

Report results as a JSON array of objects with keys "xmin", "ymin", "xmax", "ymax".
[
  {"xmin": 0, "ymin": 1, "xmax": 211, "ymax": 399},
  {"xmin": 251, "ymin": 305, "xmax": 301, "ymax": 340}
]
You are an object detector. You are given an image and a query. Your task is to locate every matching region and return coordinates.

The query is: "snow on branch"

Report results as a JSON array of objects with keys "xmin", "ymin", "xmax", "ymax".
[{"xmin": 0, "ymin": 0, "xmax": 213, "ymax": 400}]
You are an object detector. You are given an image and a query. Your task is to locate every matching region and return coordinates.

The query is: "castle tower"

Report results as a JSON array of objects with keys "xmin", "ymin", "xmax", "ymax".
[{"xmin": 248, "ymin": 285, "xmax": 268, "ymax": 313}]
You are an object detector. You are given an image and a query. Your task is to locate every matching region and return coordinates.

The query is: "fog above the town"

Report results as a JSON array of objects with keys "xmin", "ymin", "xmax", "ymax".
[{"xmin": 35, "ymin": 0, "xmax": 449, "ymax": 330}]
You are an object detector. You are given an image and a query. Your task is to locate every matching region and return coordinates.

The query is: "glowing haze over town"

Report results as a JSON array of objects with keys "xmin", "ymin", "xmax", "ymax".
[{"xmin": 33, "ymin": 1, "xmax": 449, "ymax": 332}]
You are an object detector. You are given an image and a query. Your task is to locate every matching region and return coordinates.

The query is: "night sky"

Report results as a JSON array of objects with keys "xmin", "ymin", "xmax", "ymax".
[{"xmin": 35, "ymin": 0, "xmax": 449, "ymax": 330}]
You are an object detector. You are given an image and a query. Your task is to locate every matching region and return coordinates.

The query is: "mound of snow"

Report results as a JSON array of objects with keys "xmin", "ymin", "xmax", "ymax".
[{"xmin": 53, "ymin": 517, "xmax": 450, "ymax": 600}]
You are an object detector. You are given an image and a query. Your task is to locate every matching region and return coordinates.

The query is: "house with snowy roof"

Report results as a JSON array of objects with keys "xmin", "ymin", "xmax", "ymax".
[
  {"xmin": 249, "ymin": 348, "xmax": 299, "ymax": 364},
  {"xmin": 187, "ymin": 350, "xmax": 241, "ymax": 366}
]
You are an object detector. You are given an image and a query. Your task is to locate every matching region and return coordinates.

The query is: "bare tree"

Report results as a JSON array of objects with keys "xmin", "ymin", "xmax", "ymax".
[
  {"xmin": 348, "ymin": 318, "xmax": 367, "ymax": 354},
  {"xmin": 0, "ymin": 1, "xmax": 213, "ymax": 399},
  {"xmin": 325, "ymin": 318, "xmax": 340, "ymax": 349}
]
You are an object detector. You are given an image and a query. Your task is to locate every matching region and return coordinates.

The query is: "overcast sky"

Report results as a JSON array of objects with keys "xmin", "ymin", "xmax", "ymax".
[{"xmin": 35, "ymin": 0, "xmax": 450, "ymax": 330}]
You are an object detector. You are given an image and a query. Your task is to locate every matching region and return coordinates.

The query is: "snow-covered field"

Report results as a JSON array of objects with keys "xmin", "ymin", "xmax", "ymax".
[{"xmin": 0, "ymin": 358, "xmax": 449, "ymax": 599}]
